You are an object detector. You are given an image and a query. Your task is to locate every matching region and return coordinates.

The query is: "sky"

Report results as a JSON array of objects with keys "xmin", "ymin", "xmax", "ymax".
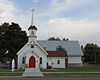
[{"xmin": 0, "ymin": 0, "xmax": 100, "ymax": 46}]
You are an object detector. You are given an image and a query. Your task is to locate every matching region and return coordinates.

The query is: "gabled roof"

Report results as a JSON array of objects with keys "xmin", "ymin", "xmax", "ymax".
[
  {"xmin": 37, "ymin": 40, "xmax": 83, "ymax": 56},
  {"xmin": 47, "ymin": 51, "xmax": 66, "ymax": 57},
  {"xmin": 28, "ymin": 25, "xmax": 37, "ymax": 30},
  {"xmin": 17, "ymin": 42, "xmax": 48, "ymax": 55},
  {"xmin": 25, "ymin": 50, "xmax": 39, "ymax": 57}
]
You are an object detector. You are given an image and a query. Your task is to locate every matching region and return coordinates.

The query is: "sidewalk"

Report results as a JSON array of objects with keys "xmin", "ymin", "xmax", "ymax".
[
  {"xmin": 22, "ymin": 68, "xmax": 44, "ymax": 76},
  {"xmin": 0, "ymin": 76, "xmax": 23, "ymax": 78},
  {"xmin": 0, "ymin": 72, "xmax": 100, "ymax": 73},
  {"xmin": 42, "ymin": 72, "xmax": 100, "ymax": 73}
]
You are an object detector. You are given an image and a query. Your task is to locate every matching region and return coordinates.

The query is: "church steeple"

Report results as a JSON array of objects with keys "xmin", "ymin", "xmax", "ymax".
[
  {"xmin": 28, "ymin": 8, "xmax": 37, "ymax": 30},
  {"xmin": 31, "ymin": 8, "xmax": 34, "ymax": 26},
  {"xmin": 28, "ymin": 8, "xmax": 37, "ymax": 42}
]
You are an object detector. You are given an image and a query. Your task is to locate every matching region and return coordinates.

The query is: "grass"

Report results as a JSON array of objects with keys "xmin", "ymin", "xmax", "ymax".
[
  {"xmin": 0, "ymin": 69, "xmax": 24, "ymax": 76},
  {"xmin": 0, "ymin": 69, "xmax": 24, "ymax": 72},
  {"xmin": 0, "ymin": 64, "xmax": 100, "ymax": 76},
  {"xmin": 41, "ymin": 64, "xmax": 100, "ymax": 72},
  {"xmin": 0, "ymin": 73, "xmax": 23, "ymax": 76},
  {"xmin": 44, "ymin": 73, "xmax": 100, "ymax": 76}
]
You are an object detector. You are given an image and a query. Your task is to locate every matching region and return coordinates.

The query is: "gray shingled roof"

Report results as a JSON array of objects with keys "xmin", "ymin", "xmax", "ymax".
[{"xmin": 37, "ymin": 40, "xmax": 83, "ymax": 56}]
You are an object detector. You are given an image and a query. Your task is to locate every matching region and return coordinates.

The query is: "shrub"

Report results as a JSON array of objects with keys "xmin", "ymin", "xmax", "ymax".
[{"xmin": 47, "ymin": 65, "xmax": 52, "ymax": 69}]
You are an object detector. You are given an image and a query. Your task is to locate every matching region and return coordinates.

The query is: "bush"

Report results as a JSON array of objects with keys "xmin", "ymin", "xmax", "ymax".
[{"xmin": 47, "ymin": 65, "xmax": 52, "ymax": 69}]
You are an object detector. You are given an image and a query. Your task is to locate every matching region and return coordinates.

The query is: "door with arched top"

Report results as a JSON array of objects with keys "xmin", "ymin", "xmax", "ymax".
[{"xmin": 29, "ymin": 56, "xmax": 36, "ymax": 68}]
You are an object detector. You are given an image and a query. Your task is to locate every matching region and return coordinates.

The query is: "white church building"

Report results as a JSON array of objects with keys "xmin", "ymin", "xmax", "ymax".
[{"xmin": 17, "ymin": 9, "xmax": 83, "ymax": 69}]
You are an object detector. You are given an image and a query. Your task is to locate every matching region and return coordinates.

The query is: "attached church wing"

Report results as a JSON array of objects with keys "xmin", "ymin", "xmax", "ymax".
[{"xmin": 37, "ymin": 40, "xmax": 83, "ymax": 56}]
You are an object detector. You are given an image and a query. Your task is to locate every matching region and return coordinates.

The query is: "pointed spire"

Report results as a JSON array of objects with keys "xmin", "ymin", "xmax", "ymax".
[
  {"xmin": 28, "ymin": 8, "xmax": 37, "ymax": 30},
  {"xmin": 31, "ymin": 8, "xmax": 35, "ymax": 26}
]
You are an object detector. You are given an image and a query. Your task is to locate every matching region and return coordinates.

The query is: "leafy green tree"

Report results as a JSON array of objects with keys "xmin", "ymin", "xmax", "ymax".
[
  {"xmin": 0, "ymin": 22, "xmax": 28, "ymax": 63},
  {"xmin": 48, "ymin": 37, "xmax": 61, "ymax": 41},
  {"xmin": 48, "ymin": 37, "xmax": 69, "ymax": 41},
  {"xmin": 56, "ymin": 45, "xmax": 65, "ymax": 51},
  {"xmin": 84, "ymin": 43, "xmax": 100, "ymax": 63},
  {"xmin": 96, "ymin": 50, "xmax": 100, "ymax": 65},
  {"xmin": 56, "ymin": 45, "xmax": 67, "ymax": 56},
  {"xmin": 62, "ymin": 38, "xmax": 69, "ymax": 41}
]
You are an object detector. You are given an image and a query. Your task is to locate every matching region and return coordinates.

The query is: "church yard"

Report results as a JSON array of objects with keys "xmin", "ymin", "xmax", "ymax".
[{"xmin": 0, "ymin": 64, "xmax": 100, "ymax": 76}]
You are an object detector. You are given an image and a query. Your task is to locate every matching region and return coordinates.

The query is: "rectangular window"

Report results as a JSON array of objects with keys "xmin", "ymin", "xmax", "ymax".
[
  {"xmin": 40, "ymin": 57, "xmax": 42, "ymax": 64},
  {"xmin": 22, "ymin": 57, "xmax": 25, "ymax": 64},
  {"xmin": 57, "ymin": 60, "xmax": 60, "ymax": 64}
]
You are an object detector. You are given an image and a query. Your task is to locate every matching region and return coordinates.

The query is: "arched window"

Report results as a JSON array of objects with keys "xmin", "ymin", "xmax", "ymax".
[
  {"xmin": 22, "ymin": 57, "xmax": 26, "ymax": 64},
  {"xmin": 31, "ymin": 45, "xmax": 34, "ymax": 48},
  {"xmin": 40, "ymin": 57, "xmax": 42, "ymax": 64},
  {"xmin": 57, "ymin": 60, "xmax": 60, "ymax": 64}
]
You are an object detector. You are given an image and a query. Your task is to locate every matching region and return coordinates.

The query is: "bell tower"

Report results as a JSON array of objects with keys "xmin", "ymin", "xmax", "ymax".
[{"xmin": 28, "ymin": 8, "xmax": 37, "ymax": 42}]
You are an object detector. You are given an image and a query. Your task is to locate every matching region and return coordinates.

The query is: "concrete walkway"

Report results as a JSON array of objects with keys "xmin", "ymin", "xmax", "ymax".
[
  {"xmin": 22, "ymin": 68, "xmax": 44, "ymax": 77},
  {"xmin": 1, "ymin": 72, "xmax": 100, "ymax": 74},
  {"xmin": 0, "ymin": 72, "xmax": 100, "ymax": 74}
]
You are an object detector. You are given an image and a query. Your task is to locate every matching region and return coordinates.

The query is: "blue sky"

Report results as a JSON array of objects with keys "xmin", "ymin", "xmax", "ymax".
[
  {"xmin": 0, "ymin": 0, "xmax": 100, "ymax": 46},
  {"xmin": 12, "ymin": 0, "xmax": 100, "ymax": 19}
]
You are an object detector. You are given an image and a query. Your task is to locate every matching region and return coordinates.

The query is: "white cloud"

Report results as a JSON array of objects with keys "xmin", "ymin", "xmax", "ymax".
[
  {"xmin": 0, "ymin": 0, "xmax": 30, "ymax": 32},
  {"xmin": 37, "ymin": 0, "xmax": 91, "ymax": 18},
  {"xmin": 51, "ymin": 0, "xmax": 73, "ymax": 7},
  {"xmin": 50, "ymin": 0, "xmax": 91, "ymax": 8},
  {"xmin": 37, "ymin": 18, "xmax": 100, "ymax": 45},
  {"xmin": 0, "ymin": 0, "xmax": 16, "ymax": 22},
  {"xmin": 0, "ymin": 0, "xmax": 99, "ymax": 46}
]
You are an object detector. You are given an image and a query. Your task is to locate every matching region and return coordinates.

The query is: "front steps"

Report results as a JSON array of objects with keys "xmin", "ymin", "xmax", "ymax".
[{"xmin": 22, "ymin": 68, "xmax": 44, "ymax": 77}]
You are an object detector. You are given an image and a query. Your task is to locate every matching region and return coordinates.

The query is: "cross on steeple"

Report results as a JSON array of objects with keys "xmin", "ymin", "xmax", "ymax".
[{"xmin": 31, "ymin": 8, "xmax": 35, "ymax": 26}]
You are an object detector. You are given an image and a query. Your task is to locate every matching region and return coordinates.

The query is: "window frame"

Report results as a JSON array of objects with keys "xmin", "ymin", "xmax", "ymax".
[
  {"xmin": 40, "ymin": 57, "xmax": 42, "ymax": 64},
  {"xmin": 22, "ymin": 57, "xmax": 26, "ymax": 64},
  {"xmin": 57, "ymin": 60, "xmax": 60, "ymax": 64}
]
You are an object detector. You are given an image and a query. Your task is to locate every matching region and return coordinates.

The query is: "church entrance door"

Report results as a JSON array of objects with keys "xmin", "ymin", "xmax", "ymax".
[{"xmin": 29, "ymin": 56, "xmax": 36, "ymax": 68}]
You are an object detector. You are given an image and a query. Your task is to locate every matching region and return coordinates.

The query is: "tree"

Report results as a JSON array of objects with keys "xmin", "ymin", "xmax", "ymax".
[
  {"xmin": 84, "ymin": 43, "xmax": 100, "ymax": 63},
  {"xmin": 48, "ymin": 37, "xmax": 69, "ymax": 41},
  {"xmin": 56, "ymin": 45, "xmax": 67, "ymax": 55},
  {"xmin": 56, "ymin": 45, "xmax": 65, "ymax": 51},
  {"xmin": 0, "ymin": 22, "xmax": 28, "ymax": 63},
  {"xmin": 48, "ymin": 37, "xmax": 61, "ymax": 41},
  {"xmin": 62, "ymin": 38, "xmax": 69, "ymax": 41}
]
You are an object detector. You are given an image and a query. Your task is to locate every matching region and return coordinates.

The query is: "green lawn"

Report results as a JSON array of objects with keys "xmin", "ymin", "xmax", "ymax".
[
  {"xmin": 44, "ymin": 73, "xmax": 100, "ymax": 76},
  {"xmin": 0, "ymin": 69, "xmax": 24, "ymax": 72},
  {"xmin": 0, "ymin": 73, "xmax": 23, "ymax": 76},
  {"xmin": 0, "ymin": 64, "xmax": 100, "ymax": 76},
  {"xmin": 41, "ymin": 64, "xmax": 100, "ymax": 72},
  {"xmin": 0, "ymin": 69, "xmax": 24, "ymax": 76}
]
